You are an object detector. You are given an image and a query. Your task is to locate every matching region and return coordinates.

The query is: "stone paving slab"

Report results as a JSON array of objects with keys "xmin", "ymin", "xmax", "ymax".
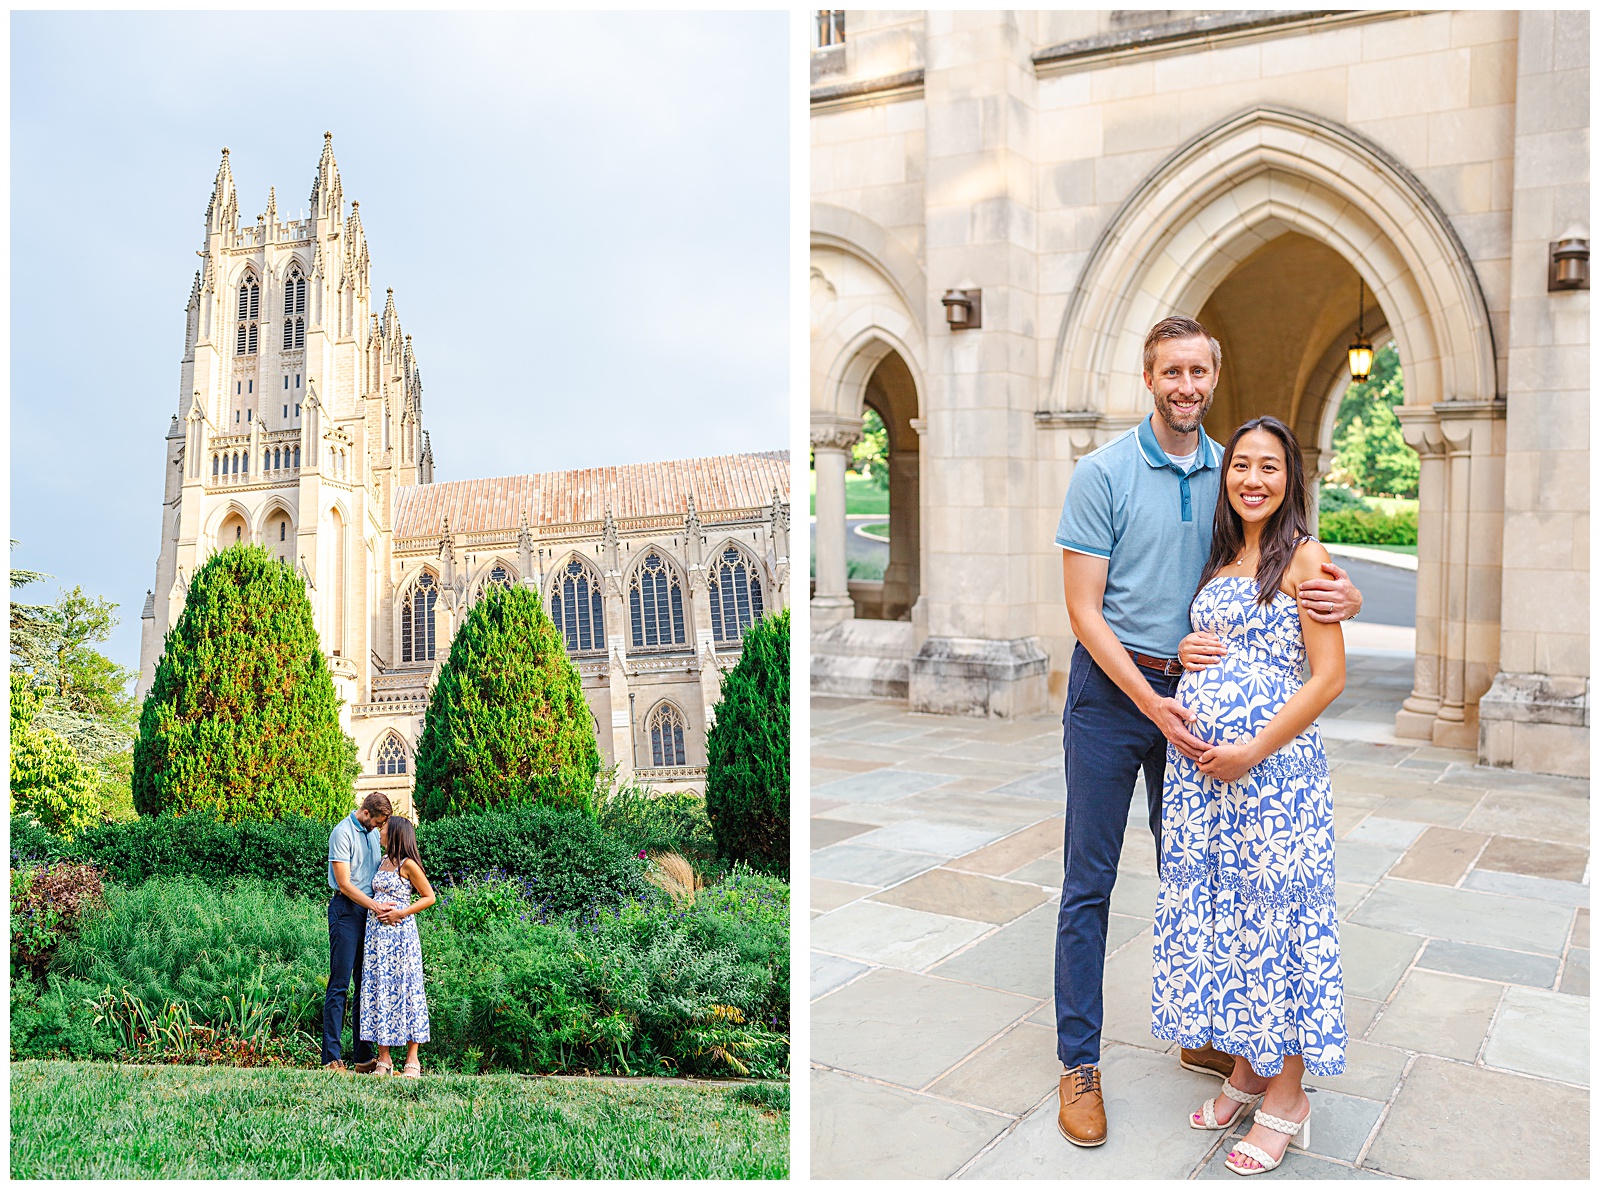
[
  {"xmin": 1363, "ymin": 1056, "xmax": 1590, "ymax": 1179},
  {"xmin": 809, "ymin": 653, "xmax": 1590, "ymax": 1179},
  {"xmin": 812, "ymin": 767, "xmax": 955, "ymax": 803},
  {"xmin": 811, "ymin": 967, "xmax": 1035, "ymax": 1089},
  {"xmin": 811, "ymin": 1068, "xmax": 1011, "ymax": 1179}
]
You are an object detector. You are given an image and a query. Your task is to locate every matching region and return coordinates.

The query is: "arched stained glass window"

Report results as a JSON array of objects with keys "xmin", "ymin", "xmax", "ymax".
[
  {"xmin": 649, "ymin": 702, "xmax": 687, "ymax": 767},
  {"xmin": 376, "ymin": 734, "xmax": 407, "ymax": 776},
  {"xmin": 709, "ymin": 546, "xmax": 765, "ymax": 643},
  {"xmin": 551, "ymin": 557, "xmax": 605, "ymax": 653},
  {"xmin": 475, "ymin": 562, "xmax": 515, "ymax": 603},
  {"xmin": 401, "ymin": 571, "xmax": 438, "ymax": 663},
  {"xmin": 629, "ymin": 551, "xmax": 685, "ymax": 649}
]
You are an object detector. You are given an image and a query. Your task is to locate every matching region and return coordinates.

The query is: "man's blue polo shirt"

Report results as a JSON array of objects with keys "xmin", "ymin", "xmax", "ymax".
[
  {"xmin": 1055, "ymin": 415, "xmax": 1224, "ymax": 658},
  {"xmin": 327, "ymin": 812, "xmax": 382, "ymax": 897}
]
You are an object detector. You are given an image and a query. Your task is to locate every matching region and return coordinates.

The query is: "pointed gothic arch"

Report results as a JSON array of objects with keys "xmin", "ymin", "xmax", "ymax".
[
  {"xmin": 706, "ymin": 539, "xmax": 767, "ymax": 644},
  {"xmin": 547, "ymin": 552, "xmax": 606, "ymax": 655},
  {"xmin": 471, "ymin": 557, "xmax": 518, "ymax": 603},
  {"xmin": 235, "ymin": 268, "xmax": 260, "ymax": 356},
  {"xmin": 372, "ymin": 730, "xmax": 409, "ymax": 776},
  {"xmin": 283, "ymin": 259, "xmax": 307, "ymax": 351},
  {"xmin": 646, "ymin": 699, "xmax": 689, "ymax": 768},
  {"xmin": 627, "ymin": 547, "xmax": 687, "ymax": 650},
  {"xmin": 398, "ymin": 566, "xmax": 440, "ymax": 664}
]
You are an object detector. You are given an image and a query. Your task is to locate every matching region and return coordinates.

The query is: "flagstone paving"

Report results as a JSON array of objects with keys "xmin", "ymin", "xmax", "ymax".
[{"xmin": 810, "ymin": 649, "xmax": 1590, "ymax": 1180}]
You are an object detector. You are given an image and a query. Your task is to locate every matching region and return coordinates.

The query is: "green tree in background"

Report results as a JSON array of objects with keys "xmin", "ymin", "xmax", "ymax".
[
  {"xmin": 849, "ymin": 407, "xmax": 890, "ymax": 492},
  {"xmin": 1327, "ymin": 341, "xmax": 1418, "ymax": 499},
  {"xmin": 10, "ymin": 672, "xmax": 98, "ymax": 837},
  {"xmin": 704, "ymin": 608, "xmax": 791, "ymax": 876},
  {"xmin": 133, "ymin": 544, "xmax": 357, "ymax": 823},
  {"xmin": 414, "ymin": 582, "xmax": 600, "ymax": 820},
  {"xmin": 10, "ymin": 547, "xmax": 138, "ymax": 825}
]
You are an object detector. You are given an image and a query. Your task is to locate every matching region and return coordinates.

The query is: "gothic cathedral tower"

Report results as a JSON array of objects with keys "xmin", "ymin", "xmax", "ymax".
[{"xmin": 138, "ymin": 135, "xmax": 433, "ymax": 721}]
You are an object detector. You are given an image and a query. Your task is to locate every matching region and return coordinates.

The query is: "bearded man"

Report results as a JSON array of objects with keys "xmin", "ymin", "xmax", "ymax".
[{"xmin": 1050, "ymin": 316, "xmax": 1364, "ymax": 1146}]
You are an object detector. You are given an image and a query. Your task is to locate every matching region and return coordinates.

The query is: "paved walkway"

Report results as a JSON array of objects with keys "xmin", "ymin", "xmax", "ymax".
[{"xmin": 810, "ymin": 649, "xmax": 1590, "ymax": 1179}]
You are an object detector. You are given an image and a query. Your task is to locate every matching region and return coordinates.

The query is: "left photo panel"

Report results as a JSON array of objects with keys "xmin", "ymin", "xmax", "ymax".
[{"xmin": 10, "ymin": 9, "xmax": 793, "ymax": 1179}]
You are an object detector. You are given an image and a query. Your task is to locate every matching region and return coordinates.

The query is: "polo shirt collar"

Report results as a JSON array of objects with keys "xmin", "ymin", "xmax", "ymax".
[{"xmin": 1136, "ymin": 414, "xmax": 1221, "ymax": 473}]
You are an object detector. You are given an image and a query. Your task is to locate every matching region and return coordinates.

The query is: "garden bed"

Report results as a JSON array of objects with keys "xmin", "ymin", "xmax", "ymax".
[{"xmin": 10, "ymin": 1059, "xmax": 788, "ymax": 1178}]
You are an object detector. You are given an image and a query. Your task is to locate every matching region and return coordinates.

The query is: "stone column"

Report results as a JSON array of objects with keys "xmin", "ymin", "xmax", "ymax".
[
  {"xmin": 811, "ymin": 417, "xmax": 859, "ymax": 628},
  {"xmin": 880, "ymin": 443, "xmax": 920, "ymax": 620},
  {"xmin": 1478, "ymin": 9, "xmax": 1590, "ymax": 777},
  {"xmin": 1395, "ymin": 408, "xmax": 1446, "ymax": 738}
]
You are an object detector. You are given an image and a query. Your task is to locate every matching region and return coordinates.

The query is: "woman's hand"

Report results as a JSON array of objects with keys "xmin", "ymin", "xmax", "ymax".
[
  {"xmin": 375, "ymin": 901, "xmax": 404, "ymax": 926},
  {"xmin": 1178, "ymin": 631, "xmax": 1226, "ymax": 671},
  {"xmin": 1196, "ymin": 742, "xmax": 1260, "ymax": 784}
]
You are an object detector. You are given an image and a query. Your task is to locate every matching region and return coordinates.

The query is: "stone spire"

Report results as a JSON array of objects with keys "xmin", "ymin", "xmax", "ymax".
[
  {"xmin": 602, "ymin": 505, "xmax": 620, "ymax": 572},
  {"xmin": 204, "ymin": 147, "xmax": 237, "ymax": 235},
  {"xmin": 265, "ymin": 185, "xmax": 277, "ymax": 224},
  {"xmin": 684, "ymin": 494, "xmax": 704, "ymax": 566},
  {"xmin": 309, "ymin": 131, "xmax": 343, "ymax": 222}
]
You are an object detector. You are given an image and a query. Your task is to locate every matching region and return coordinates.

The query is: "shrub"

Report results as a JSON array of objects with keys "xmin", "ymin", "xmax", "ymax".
[
  {"xmin": 133, "ymin": 544, "xmax": 357, "ymax": 823},
  {"xmin": 416, "ymin": 806, "xmax": 651, "ymax": 917},
  {"xmin": 68, "ymin": 812, "xmax": 332, "ymax": 901},
  {"xmin": 10, "ymin": 674, "xmax": 99, "ymax": 839},
  {"xmin": 599, "ymin": 786, "xmax": 717, "ymax": 868},
  {"xmin": 10, "ymin": 861, "xmax": 106, "ymax": 975},
  {"xmin": 704, "ymin": 609, "xmax": 790, "ymax": 876},
  {"xmin": 1317, "ymin": 484, "xmax": 1373, "ymax": 514},
  {"xmin": 414, "ymin": 584, "xmax": 600, "ymax": 820},
  {"xmin": 1319, "ymin": 507, "xmax": 1418, "ymax": 546}
]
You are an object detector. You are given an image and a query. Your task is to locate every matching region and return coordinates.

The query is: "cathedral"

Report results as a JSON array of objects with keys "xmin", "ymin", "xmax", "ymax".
[{"xmin": 137, "ymin": 136, "xmax": 791, "ymax": 814}]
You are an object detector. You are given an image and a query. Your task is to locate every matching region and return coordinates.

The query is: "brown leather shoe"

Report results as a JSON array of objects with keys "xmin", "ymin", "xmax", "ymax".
[
  {"xmin": 1057, "ymin": 1064, "xmax": 1107, "ymax": 1147},
  {"xmin": 351, "ymin": 1058, "xmax": 380, "ymax": 1074},
  {"xmin": 322, "ymin": 1060, "xmax": 351, "ymax": 1074},
  {"xmin": 1180, "ymin": 1043, "xmax": 1236, "ymax": 1080}
]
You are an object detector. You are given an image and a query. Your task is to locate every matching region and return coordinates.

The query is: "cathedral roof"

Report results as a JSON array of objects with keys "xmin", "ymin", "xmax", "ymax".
[{"xmin": 393, "ymin": 451, "xmax": 790, "ymax": 539}]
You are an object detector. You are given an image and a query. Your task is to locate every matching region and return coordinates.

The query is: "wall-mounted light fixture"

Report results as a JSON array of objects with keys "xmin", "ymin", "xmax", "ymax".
[
  {"xmin": 941, "ymin": 288, "xmax": 982, "ymax": 330},
  {"xmin": 1549, "ymin": 236, "xmax": 1590, "ymax": 291},
  {"xmin": 1347, "ymin": 277, "xmax": 1374, "ymax": 383}
]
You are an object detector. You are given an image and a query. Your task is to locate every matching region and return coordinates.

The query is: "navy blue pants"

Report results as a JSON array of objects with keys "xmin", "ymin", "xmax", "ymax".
[
  {"xmin": 1054, "ymin": 643, "xmax": 1179, "ymax": 1067},
  {"xmin": 322, "ymin": 892, "xmax": 373, "ymax": 1066}
]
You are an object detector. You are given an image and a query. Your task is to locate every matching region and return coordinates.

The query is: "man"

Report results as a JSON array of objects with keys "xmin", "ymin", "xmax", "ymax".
[
  {"xmin": 323, "ymin": 791, "xmax": 399, "ymax": 1072},
  {"xmin": 1052, "ymin": 316, "xmax": 1363, "ymax": 1146}
]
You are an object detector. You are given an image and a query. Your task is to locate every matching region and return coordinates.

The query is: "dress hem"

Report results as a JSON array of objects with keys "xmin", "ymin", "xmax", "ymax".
[{"xmin": 1151, "ymin": 1023, "xmax": 1346, "ymax": 1078}]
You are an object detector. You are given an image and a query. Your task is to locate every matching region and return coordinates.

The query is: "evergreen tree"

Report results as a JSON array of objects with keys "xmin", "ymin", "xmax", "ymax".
[
  {"xmin": 133, "ymin": 544, "xmax": 357, "ymax": 822},
  {"xmin": 10, "ymin": 672, "xmax": 98, "ymax": 838},
  {"xmin": 704, "ymin": 607, "xmax": 790, "ymax": 876},
  {"xmin": 413, "ymin": 582, "xmax": 600, "ymax": 820}
]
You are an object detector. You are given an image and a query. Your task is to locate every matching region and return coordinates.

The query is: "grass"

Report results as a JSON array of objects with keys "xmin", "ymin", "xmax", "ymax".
[
  {"xmin": 10, "ymin": 1060, "xmax": 788, "ymax": 1179},
  {"xmin": 1366, "ymin": 495, "xmax": 1418, "ymax": 516},
  {"xmin": 808, "ymin": 471, "xmax": 889, "ymax": 517},
  {"xmin": 859, "ymin": 522, "xmax": 890, "ymax": 539}
]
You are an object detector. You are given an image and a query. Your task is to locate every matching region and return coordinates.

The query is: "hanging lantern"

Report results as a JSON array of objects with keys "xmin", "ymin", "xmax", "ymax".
[{"xmin": 1347, "ymin": 278, "xmax": 1373, "ymax": 383}]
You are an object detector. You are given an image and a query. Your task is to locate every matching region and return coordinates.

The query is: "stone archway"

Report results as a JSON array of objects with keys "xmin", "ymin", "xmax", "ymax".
[{"xmin": 1046, "ymin": 105, "xmax": 1502, "ymax": 750}]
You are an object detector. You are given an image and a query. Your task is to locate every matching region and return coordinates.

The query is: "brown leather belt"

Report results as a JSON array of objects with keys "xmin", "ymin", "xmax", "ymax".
[{"xmin": 1127, "ymin": 648, "xmax": 1183, "ymax": 677}]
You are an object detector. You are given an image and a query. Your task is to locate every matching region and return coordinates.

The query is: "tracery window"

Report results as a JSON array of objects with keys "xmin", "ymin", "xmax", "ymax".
[
  {"xmin": 551, "ymin": 557, "xmax": 605, "ymax": 654},
  {"xmin": 236, "ymin": 273, "xmax": 259, "ymax": 355},
  {"xmin": 629, "ymin": 551, "xmax": 685, "ymax": 649},
  {"xmin": 283, "ymin": 265, "xmax": 306, "ymax": 350},
  {"xmin": 709, "ymin": 546, "xmax": 765, "ymax": 643},
  {"xmin": 475, "ymin": 562, "xmax": 514, "ymax": 602},
  {"xmin": 400, "ymin": 571, "xmax": 438, "ymax": 663},
  {"xmin": 649, "ymin": 702, "xmax": 688, "ymax": 768},
  {"xmin": 376, "ymin": 734, "xmax": 408, "ymax": 776}
]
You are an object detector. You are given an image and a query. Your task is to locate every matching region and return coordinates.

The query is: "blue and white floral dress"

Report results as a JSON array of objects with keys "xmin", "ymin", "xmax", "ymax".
[
  {"xmin": 1150, "ymin": 574, "xmax": 1346, "ymax": 1077},
  {"xmin": 360, "ymin": 863, "xmax": 430, "ymax": 1046}
]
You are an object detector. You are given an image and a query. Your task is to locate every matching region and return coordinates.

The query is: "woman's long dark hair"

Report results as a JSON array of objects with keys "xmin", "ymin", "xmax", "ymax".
[
  {"xmin": 384, "ymin": 815, "xmax": 424, "ymax": 873},
  {"xmin": 1196, "ymin": 415, "xmax": 1312, "ymax": 606}
]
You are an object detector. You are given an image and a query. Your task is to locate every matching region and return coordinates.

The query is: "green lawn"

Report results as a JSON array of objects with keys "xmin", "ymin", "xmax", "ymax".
[
  {"xmin": 860, "ymin": 522, "xmax": 890, "ymax": 539},
  {"xmin": 1366, "ymin": 495, "xmax": 1418, "ymax": 516},
  {"xmin": 10, "ymin": 1060, "xmax": 788, "ymax": 1179},
  {"xmin": 808, "ymin": 470, "xmax": 889, "ymax": 517}
]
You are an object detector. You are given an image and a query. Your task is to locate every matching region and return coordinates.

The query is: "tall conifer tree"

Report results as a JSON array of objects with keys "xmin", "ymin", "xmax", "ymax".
[
  {"xmin": 133, "ymin": 544, "xmax": 357, "ymax": 821},
  {"xmin": 704, "ymin": 608, "xmax": 790, "ymax": 875},
  {"xmin": 413, "ymin": 582, "xmax": 600, "ymax": 820}
]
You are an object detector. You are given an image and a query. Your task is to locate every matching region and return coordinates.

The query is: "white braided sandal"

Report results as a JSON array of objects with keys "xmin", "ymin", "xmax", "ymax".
[
  {"xmin": 1225, "ymin": 1105, "xmax": 1311, "ymax": 1175},
  {"xmin": 1190, "ymin": 1078, "xmax": 1264, "ymax": 1130}
]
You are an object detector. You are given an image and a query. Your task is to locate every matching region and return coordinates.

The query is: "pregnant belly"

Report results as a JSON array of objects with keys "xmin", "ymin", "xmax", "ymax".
[{"xmin": 1176, "ymin": 659, "xmax": 1298, "ymax": 748}]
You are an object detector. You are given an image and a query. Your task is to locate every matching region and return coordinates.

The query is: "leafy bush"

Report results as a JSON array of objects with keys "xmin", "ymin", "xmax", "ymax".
[
  {"xmin": 417, "ymin": 807, "xmax": 651, "ymax": 917},
  {"xmin": 10, "ymin": 675, "xmax": 99, "ymax": 839},
  {"xmin": 415, "ymin": 584, "xmax": 600, "ymax": 820},
  {"xmin": 133, "ymin": 544, "xmax": 358, "ymax": 823},
  {"xmin": 1318, "ymin": 507, "xmax": 1418, "ymax": 546},
  {"xmin": 10, "ymin": 862, "xmax": 105, "ymax": 975},
  {"xmin": 14, "ymin": 872, "xmax": 790, "ymax": 1079},
  {"xmin": 599, "ymin": 787, "xmax": 717, "ymax": 869},
  {"xmin": 1317, "ymin": 484, "xmax": 1373, "ymax": 514},
  {"xmin": 705, "ymin": 610, "xmax": 791, "ymax": 876},
  {"xmin": 63, "ymin": 813, "xmax": 333, "ymax": 901}
]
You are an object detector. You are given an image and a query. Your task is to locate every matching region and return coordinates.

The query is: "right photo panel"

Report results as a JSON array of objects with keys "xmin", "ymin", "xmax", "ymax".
[{"xmin": 808, "ymin": 9, "xmax": 1590, "ymax": 1181}]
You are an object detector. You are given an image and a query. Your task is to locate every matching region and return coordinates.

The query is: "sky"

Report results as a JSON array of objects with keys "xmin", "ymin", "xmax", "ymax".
[{"xmin": 10, "ymin": 10, "xmax": 790, "ymax": 676}]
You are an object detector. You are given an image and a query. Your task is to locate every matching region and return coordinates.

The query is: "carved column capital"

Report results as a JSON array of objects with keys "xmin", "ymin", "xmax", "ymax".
[{"xmin": 810, "ymin": 416, "xmax": 862, "ymax": 452}]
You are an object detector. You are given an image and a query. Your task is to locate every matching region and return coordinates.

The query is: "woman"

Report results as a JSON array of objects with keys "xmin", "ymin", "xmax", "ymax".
[
  {"xmin": 1150, "ymin": 415, "xmax": 1347, "ymax": 1176},
  {"xmin": 360, "ymin": 814, "xmax": 435, "ymax": 1077}
]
